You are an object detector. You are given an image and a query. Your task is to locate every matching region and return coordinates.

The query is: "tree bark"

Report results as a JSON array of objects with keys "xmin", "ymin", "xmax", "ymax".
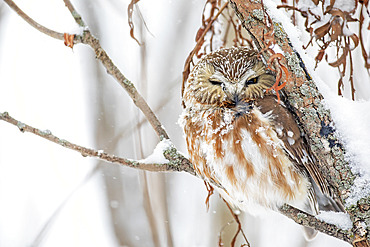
[{"xmin": 229, "ymin": 0, "xmax": 369, "ymax": 245}]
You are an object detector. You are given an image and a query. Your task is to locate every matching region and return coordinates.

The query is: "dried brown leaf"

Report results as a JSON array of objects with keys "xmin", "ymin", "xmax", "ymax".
[
  {"xmin": 325, "ymin": 0, "xmax": 336, "ymax": 13},
  {"xmin": 329, "ymin": 47, "xmax": 349, "ymax": 67},
  {"xmin": 278, "ymin": 0, "xmax": 367, "ymax": 99},
  {"xmin": 315, "ymin": 49, "xmax": 325, "ymax": 62},
  {"xmin": 349, "ymin": 33, "xmax": 359, "ymax": 49},
  {"xmin": 196, "ymin": 27, "xmax": 206, "ymax": 42},
  {"xmin": 314, "ymin": 21, "xmax": 331, "ymax": 39},
  {"xmin": 330, "ymin": 19, "xmax": 342, "ymax": 41},
  {"xmin": 128, "ymin": 0, "xmax": 141, "ymax": 45},
  {"xmin": 63, "ymin": 33, "xmax": 74, "ymax": 48},
  {"xmin": 338, "ymin": 77, "xmax": 343, "ymax": 96}
]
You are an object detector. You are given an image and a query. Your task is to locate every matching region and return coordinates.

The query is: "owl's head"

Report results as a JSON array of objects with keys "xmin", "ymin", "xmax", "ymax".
[{"xmin": 183, "ymin": 47, "xmax": 275, "ymax": 109}]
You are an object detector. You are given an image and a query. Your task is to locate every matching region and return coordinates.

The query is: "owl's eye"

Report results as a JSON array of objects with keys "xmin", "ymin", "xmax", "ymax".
[
  {"xmin": 209, "ymin": 79, "xmax": 222, "ymax": 86},
  {"xmin": 245, "ymin": 77, "xmax": 258, "ymax": 86}
]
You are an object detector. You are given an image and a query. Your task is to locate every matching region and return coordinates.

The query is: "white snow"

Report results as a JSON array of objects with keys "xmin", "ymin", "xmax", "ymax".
[
  {"xmin": 325, "ymin": 96, "xmax": 370, "ymax": 206},
  {"xmin": 263, "ymin": 0, "xmax": 305, "ymax": 56},
  {"xmin": 97, "ymin": 150, "xmax": 104, "ymax": 157},
  {"xmin": 333, "ymin": 0, "xmax": 356, "ymax": 13},
  {"xmin": 287, "ymin": 131, "xmax": 293, "ymax": 137},
  {"xmin": 69, "ymin": 25, "xmax": 86, "ymax": 36},
  {"xmin": 287, "ymin": 137, "xmax": 295, "ymax": 146},
  {"xmin": 271, "ymin": 43, "xmax": 284, "ymax": 55},
  {"xmin": 138, "ymin": 139, "xmax": 173, "ymax": 164},
  {"xmin": 316, "ymin": 211, "xmax": 352, "ymax": 230}
]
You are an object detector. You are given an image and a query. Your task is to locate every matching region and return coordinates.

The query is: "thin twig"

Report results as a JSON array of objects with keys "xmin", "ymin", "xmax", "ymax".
[
  {"xmin": 0, "ymin": 112, "xmax": 168, "ymax": 172},
  {"xmin": 81, "ymin": 30, "xmax": 170, "ymax": 140},
  {"xmin": 224, "ymin": 200, "xmax": 250, "ymax": 247},
  {"xmin": 63, "ymin": 0, "xmax": 86, "ymax": 27},
  {"xmin": 61, "ymin": 0, "xmax": 169, "ymax": 140}
]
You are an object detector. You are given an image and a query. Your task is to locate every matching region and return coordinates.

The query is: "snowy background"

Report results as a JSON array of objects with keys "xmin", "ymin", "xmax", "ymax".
[{"xmin": 0, "ymin": 0, "xmax": 368, "ymax": 246}]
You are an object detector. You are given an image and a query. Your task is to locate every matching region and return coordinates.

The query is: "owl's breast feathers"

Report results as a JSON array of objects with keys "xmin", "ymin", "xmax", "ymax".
[{"xmin": 182, "ymin": 95, "xmax": 328, "ymax": 211}]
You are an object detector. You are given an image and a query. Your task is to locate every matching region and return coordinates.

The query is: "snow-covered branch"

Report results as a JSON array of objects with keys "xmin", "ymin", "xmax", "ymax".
[
  {"xmin": 2, "ymin": 0, "xmax": 195, "ymax": 174},
  {"xmin": 0, "ymin": 112, "xmax": 183, "ymax": 173}
]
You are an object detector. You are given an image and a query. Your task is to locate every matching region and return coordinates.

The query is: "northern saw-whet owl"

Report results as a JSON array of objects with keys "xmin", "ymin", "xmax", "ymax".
[{"xmin": 180, "ymin": 47, "xmax": 343, "ymax": 239}]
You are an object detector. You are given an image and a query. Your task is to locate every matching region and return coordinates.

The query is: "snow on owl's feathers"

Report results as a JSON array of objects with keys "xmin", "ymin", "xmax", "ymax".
[{"xmin": 180, "ymin": 47, "xmax": 341, "ymax": 225}]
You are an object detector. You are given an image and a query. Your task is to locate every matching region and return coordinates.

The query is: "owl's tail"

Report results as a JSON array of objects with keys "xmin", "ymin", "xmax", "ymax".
[
  {"xmin": 302, "ymin": 186, "xmax": 320, "ymax": 240},
  {"xmin": 316, "ymin": 189, "xmax": 346, "ymax": 213}
]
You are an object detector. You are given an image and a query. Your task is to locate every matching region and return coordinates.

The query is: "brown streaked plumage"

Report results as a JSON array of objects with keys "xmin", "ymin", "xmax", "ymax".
[{"xmin": 180, "ymin": 47, "xmax": 343, "ymax": 239}]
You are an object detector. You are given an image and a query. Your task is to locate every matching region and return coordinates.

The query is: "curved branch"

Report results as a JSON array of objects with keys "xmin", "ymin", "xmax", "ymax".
[
  {"xmin": 60, "ymin": 0, "xmax": 169, "ymax": 140},
  {"xmin": 3, "ymin": 0, "xmax": 66, "ymax": 41},
  {"xmin": 80, "ymin": 31, "xmax": 170, "ymax": 140},
  {"xmin": 0, "ymin": 110, "xmax": 352, "ymax": 242},
  {"xmin": 0, "ymin": 112, "xmax": 169, "ymax": 172}
]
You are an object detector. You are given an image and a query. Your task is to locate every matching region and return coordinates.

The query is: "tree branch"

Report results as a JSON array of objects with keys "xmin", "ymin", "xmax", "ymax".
[
  {"xmin": 3, "ymin": 0, "xmax": 67, "ymax": 41},
  {"xmin": 79, "ymin": 31, "xmax": 170, "ymax": 140},
  {"xmin": 61, "ymin": 0, "xmax": 170, "ymax": 140},
  {"xmin": 0, "ymin": 111, "xmax": 352, "ymax": 243},
  {"xmin": 0, "ymin": 112, "xmax": 170, "ymax": 172},
  {"xmin": 63, "ymin": 0, "xmax": 86, "ymax": 27},
  {"xmin": 229, "ymin": 0, "xmax": 369, "ymax": 245}
]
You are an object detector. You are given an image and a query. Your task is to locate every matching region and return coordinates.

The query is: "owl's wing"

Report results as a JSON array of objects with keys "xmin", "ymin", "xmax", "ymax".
[{"xmin": 255, "ymin": 95, "xmax": 332, "ymax": 198}]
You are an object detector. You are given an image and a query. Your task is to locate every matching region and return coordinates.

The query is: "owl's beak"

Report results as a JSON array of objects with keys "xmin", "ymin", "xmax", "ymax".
[
  {"xmin": 222, "ymin": 97, "xmax": 252, "ymax": 115},
  {"xmin": 222, "ymin": 82, "xmax": 245, "ymax": 106},
  {"xmin": 219, "ymin": 82, "xmax": 253, "ymax": 113},
  {"xmin": 233, "ymin": 100, "xmax": 253, "ymax": 114}
]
